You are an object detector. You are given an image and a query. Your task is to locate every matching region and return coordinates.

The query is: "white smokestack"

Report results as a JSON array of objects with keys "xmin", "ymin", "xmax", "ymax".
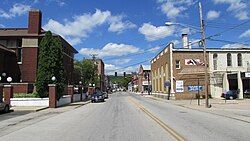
[{"xmin": 182, "ymin": 34, "xmax": 188, "ymax": 48}]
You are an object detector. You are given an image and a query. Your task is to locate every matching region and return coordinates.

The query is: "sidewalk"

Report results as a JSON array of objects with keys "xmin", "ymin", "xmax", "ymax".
[{"xmin": 139, "ymin": 93, "xmax": 250, "ymax": 123}]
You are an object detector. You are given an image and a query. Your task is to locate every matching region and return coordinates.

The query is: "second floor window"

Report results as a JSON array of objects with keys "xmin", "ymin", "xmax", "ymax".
[
  {"xmin": 17, "ymin": 47, "xmax": 22, "ymax": 63},
  {"xmin": 213, "ymin": 53, "xmax": 218, "ymax": 70},
  {"xmin": 176, "ymin": 60, "xmax": 180, "ymax": 69},
  {"xmin": 227, "ymin": 53, "xmax": 232, "ymax": 67},
  {"xmin": 237, "ymin": 53, "xmax": 242, "ymax": 66}
]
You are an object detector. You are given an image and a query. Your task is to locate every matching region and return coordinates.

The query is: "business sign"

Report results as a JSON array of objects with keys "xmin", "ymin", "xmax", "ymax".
[
  {"xmin": 245, "ymin": 72, "xmax": 250, "ymax": 78},
  {"xmin": 176, "ymin": 80, "xmax": 184, "ymax": 93},
  {"xmin": 185, "ymin": 59, "xmax": 204, "ymax": 66},
  {"xmin": 188, "ymin": 86, "xmax": 203, "ymax": 92}
]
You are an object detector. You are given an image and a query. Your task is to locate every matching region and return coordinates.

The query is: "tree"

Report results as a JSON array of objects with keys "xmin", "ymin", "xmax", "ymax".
[
  {"xmin": 36, "ymin": 31, "xmax": 66, "ymax": 99},
  {"xmin": 73, "ymin": 59, "xmax": 98, "ymax": 87}
]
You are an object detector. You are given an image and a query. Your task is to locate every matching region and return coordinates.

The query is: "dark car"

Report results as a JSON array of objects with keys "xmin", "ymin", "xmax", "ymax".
[
  {"xmin": 102, "ymin": 92, "xmax": 108, "ymax": 99},
  {"xmin": 0, "ymin": 101, "xmax": 10, "ymax": 113},
  {"xmin": 91, "ymin": 91, "xmax": 105, "ymax": 103},
  {"xmin": 244, "ymin": 89, "xmax": 250, "ymax": 98},
  {"xmin": 221, "ymin": 90, "xmax": 238, "ymax": 100}
]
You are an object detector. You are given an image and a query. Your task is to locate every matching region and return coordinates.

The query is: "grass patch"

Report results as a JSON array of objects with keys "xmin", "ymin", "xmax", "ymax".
[{"xmin": 13, "ymin": 92, "xmax": 40, "ymax": 98}]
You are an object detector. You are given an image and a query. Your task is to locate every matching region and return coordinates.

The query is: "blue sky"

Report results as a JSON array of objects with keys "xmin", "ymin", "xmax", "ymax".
[{"xmin": 0, "ymin": 0, "xmax": 250, "ymax": 75}]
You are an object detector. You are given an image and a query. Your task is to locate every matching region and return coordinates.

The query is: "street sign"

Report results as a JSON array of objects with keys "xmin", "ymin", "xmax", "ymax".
[
  {"xmin": 164, "ymin": 81, "xmax": 171, "ymax": 88},
  {"xmin": 176, "ymin": 80, "xmax": 184, "ymax": 93},
  {"xmin": 245, "ymin": 72, "xmax": 250, "ymax": 78},
  {"xmin": 188, "ymin": 86, "xmax": 203, "ymax": 92}
]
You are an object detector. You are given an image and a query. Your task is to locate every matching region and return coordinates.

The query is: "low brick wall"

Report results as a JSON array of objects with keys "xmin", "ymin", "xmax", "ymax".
[{"xmin": 11, "ymin": 83, "xmax": 34, "ymax": 93}]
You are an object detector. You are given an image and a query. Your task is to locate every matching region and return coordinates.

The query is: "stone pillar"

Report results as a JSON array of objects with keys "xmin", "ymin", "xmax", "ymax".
[
  {"xmin": 68, "ymin": 85, "xmax": 74, "ymax": 103},
  {"xmin": 79, "ymin": 85, "xmax": 83, "ymax": 101},
  {"xmin": 3, "ymin": 85, "xmax": 13, "ymax": 106},
  {"xmin": 0, "ymin": 84, "xmax": 3, "ymax": 102},
  {"xmin": 237, "ymin": 71, "xmax": 243, "ymax": 99},
  {"xmin": 49, "ymin": 84, "xmax": 57, "ymax": 108},
  {"xmin": 222, "ymin": 73, "xmax": 229, "ymax": 92}
]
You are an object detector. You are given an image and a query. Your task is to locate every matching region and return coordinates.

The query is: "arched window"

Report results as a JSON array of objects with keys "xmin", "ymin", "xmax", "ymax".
[
  {"xmin": 227, "ymin": 53, "xmax": 232, "ymax": 67},
  {"xmin": 237, "ymin": 53, "xmax": 242, "ymax": 66},
  {"xmin": 213, "ymin": 53, "xmax": 218, "ymax": 70}
]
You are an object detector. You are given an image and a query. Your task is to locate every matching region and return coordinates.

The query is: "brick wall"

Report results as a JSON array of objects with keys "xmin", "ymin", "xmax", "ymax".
[{"xmin": 19, "ymin": 47, "xmax": 38, "ymax": 83}]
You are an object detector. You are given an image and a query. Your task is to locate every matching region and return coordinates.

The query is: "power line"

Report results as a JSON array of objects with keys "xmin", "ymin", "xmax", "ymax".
[
  {"xmin": 206, "ymin": 20, "xmax": 250, "ymax": 38},
  {"xmin": 208, "ymin": 38, "xmax": 250, "ymax": 46}
]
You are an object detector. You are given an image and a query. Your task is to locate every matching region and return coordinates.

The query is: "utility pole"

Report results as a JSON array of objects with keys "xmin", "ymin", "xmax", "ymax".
[{"xmin": 199, "ymin": 2, "xmax": 209, "ymax": 108}]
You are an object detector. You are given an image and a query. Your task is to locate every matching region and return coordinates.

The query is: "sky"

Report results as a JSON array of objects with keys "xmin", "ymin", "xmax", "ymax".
[{"xmin": 0, "ymin": 0, "xmax": 250, "ymax": 75}]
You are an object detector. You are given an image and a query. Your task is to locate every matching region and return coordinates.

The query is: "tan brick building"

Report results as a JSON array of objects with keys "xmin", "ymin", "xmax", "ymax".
[
  {"xmin": 151, "ymin": 35, "xmax": 209, "ymax": 99},
  {"xmin": 137, "ymin": 65, "xmax": 151, "ymax": 93}
]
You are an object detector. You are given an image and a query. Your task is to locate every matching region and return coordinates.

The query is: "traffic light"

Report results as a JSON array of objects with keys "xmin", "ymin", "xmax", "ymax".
[
  {"xmin": 123, "ymin": 72, "xmax": 126, "ymax": 77},
  {"xmin": 115, "ymin": 72, "xmax": 117, "ymax": 77}
]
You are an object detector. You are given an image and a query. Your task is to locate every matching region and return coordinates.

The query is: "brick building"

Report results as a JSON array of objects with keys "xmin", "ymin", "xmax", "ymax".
[
  {"xmin": 95, "ymin": 59, "xmax": 105, "ymax": 92},
  {"xmin": 0, "ymin": 44, "xmax": 21, "ymax": 82},
  {"xmin": 137, "ymin": 65, "xmax": 151, "ymax": 93},
  {"xmin": 151, "ymin": 34, "xmax": 250, "ymax": 99},
  {"xmin": 0, "ymin": 10, "xmax": 78, "ymax": 93}
]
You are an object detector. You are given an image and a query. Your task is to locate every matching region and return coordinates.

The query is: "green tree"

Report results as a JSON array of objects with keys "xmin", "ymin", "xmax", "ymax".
[
  {"xmin": 36, "ymin": 31, "xmax": 66, "ymax": 99},
  {"xmin": 73, "ymin": 59, "xmax": 98, "ymax": 87}
]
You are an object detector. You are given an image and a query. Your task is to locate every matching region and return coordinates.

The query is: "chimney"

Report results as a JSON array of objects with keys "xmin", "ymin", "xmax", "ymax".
[
  {"xmin": 28, "ymin": 10, "xmax": 42, "ymax": 34},
  {"xmin": 182, "ymin": 34, "xmax": 188, "ymax": 49}
]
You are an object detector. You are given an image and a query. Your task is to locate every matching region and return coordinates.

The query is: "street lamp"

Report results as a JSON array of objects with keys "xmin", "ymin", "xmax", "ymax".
[
  {"xmin": 7, "ymin": 77, "xmax": 12, "ymax": 84},
  {"xmin": 2, "ymin": 73, "xmax": 6, "ymax": 77},
  {"xmin": 165, "ymin": 21, "xmax": 200, "ymax": 32},
  {"xmin": 51, "ymin": 76, "xmax": 56, "ymax": 82}
]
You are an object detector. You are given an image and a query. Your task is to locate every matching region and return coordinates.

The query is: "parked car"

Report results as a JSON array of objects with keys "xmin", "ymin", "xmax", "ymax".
[
  {"xmin": 221, "ymin": 90, "xmax": 238, "ymax": 100},
  {"xmin": 0, "ymin": 101, "xmax": 10, "ymax": 113},
  {"xmin": 91, "ymin": 91, "xmax": 105, "ymax": 103},
  {"xmin": 244, "ymin": 89, "xmax": 250, "ymax": 98},
  {"xmin": 102, "ymin": 92, "xmax": 108, "ymax": 99}
]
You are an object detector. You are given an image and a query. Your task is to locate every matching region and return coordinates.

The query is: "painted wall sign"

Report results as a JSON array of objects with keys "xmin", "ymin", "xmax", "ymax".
[
  {"xmin": 176, "ymin": 80, "xmax": 184, "ymax": 93},
  {"xmin": 188, "ymin": 86, "xmax": 203, "ymax": 92},
  {"xmin": 185, "ymin": 59, "xmax": 204, "ymax": 66}
]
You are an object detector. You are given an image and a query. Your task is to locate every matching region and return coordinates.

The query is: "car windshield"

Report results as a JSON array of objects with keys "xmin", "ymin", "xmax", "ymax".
[{"xmin": 93, "ymin": 92, "xmax": 103, "ymax": 96}]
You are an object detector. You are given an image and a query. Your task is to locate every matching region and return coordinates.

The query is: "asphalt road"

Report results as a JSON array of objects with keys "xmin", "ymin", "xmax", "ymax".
[
  {"xmin": 0, "ymin": 92, "xmax": 249, "ymax": 141},
  {"xmin": 0, "ymin": 110, "xmax": 32, "ymax": 122}
]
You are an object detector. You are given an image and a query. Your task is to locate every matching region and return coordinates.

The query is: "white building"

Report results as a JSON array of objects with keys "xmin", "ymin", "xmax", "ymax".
[{"xmin": 209, "ymin": 49, "xmax": 250, "ymax": 98}]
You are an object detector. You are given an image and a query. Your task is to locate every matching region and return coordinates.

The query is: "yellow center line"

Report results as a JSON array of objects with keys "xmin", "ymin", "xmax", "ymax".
[{"xmin": 128, "ymin": 97, "xmax": 187, "ymax": 141}]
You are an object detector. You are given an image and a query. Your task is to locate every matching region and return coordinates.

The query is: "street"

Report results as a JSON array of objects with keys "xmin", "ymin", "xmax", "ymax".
[{"xmin": 0, "ymin": 92, "xmax": 249, "ymax": 141}]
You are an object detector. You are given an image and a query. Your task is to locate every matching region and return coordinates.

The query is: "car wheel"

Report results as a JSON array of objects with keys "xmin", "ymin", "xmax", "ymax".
[
  {"xmin": 229, "ymin": 96, "xmax": 234, "ymax": 100},
  {"xmin": 4, "ymin": 105, "xmax": 9, "ymax": 113}
]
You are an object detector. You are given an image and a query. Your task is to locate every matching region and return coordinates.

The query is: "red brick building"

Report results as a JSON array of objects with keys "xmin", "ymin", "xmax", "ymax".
[{"xmin": 0, "ymin": 10, "xmax": 78, "ymax": 93}]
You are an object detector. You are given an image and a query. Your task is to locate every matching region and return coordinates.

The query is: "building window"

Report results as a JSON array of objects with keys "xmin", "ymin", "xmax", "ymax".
[
  {"xmin": 227, "ymin": 53, "xmax": 232, "ymax": 67},
  {"xmin": 176, "ymin": 60, "xmax": 180, "ymax": 69},
  {"xmin": 17, "ymin": 47, "xmax": 22, "ymax": 63},
  {"xmin": 237, "ymin": 53, "xmax": 242, "ymax": 66},
  {"xmin": 213, "ymin": 53, "xmax": 218, "ymax": 70}
]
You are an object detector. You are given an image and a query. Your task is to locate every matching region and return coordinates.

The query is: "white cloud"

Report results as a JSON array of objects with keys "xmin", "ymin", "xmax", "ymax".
[
  {"xmin": 108, "ymin": 15, "xmax": 137, "ymax": 33},
  {"xmin": 79, "ymin": 43, "xmax": 140, "ymax": 58},
  {"xmin": 111, "ymin": 59, "xmax": 132, "ymax": 65},
  {"xmin": 138, "ymin": 23, "xmax": 175, "ymax": 41},
  {"xmin": 240, "ymin": 29, "xmax": 250, "ymax": 38},
  {"xmin": 43, "ymin": 9, "xmax": 136, "ymax": 45},
  {"xmin": 157, "ymin": 0, "xmax": 196, "ymax": 19},
  {"xmin": 171, "ymin": 40, "xmax": 180, "ymax": 45},
  {"xmin": 207, "ymin": 10, "xmax": 221, "ymax": 20},
  {"xmin": 213, "ymin": 0, "xmax": 249, "ymax": 20},
  {"xmin": 0, "ymin": 3, "xmax": 31, "ymax": 19},
  {"xmin": 148, "ymin": 46, "xmax": 161, "ymax": 52},
  {"xmin": 221, "ymin": 43, "xmax": 250, "ymax": 48},
  {"xmin": 0, "ymin": 24, "xmax": 5, "ymax": 28}
]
